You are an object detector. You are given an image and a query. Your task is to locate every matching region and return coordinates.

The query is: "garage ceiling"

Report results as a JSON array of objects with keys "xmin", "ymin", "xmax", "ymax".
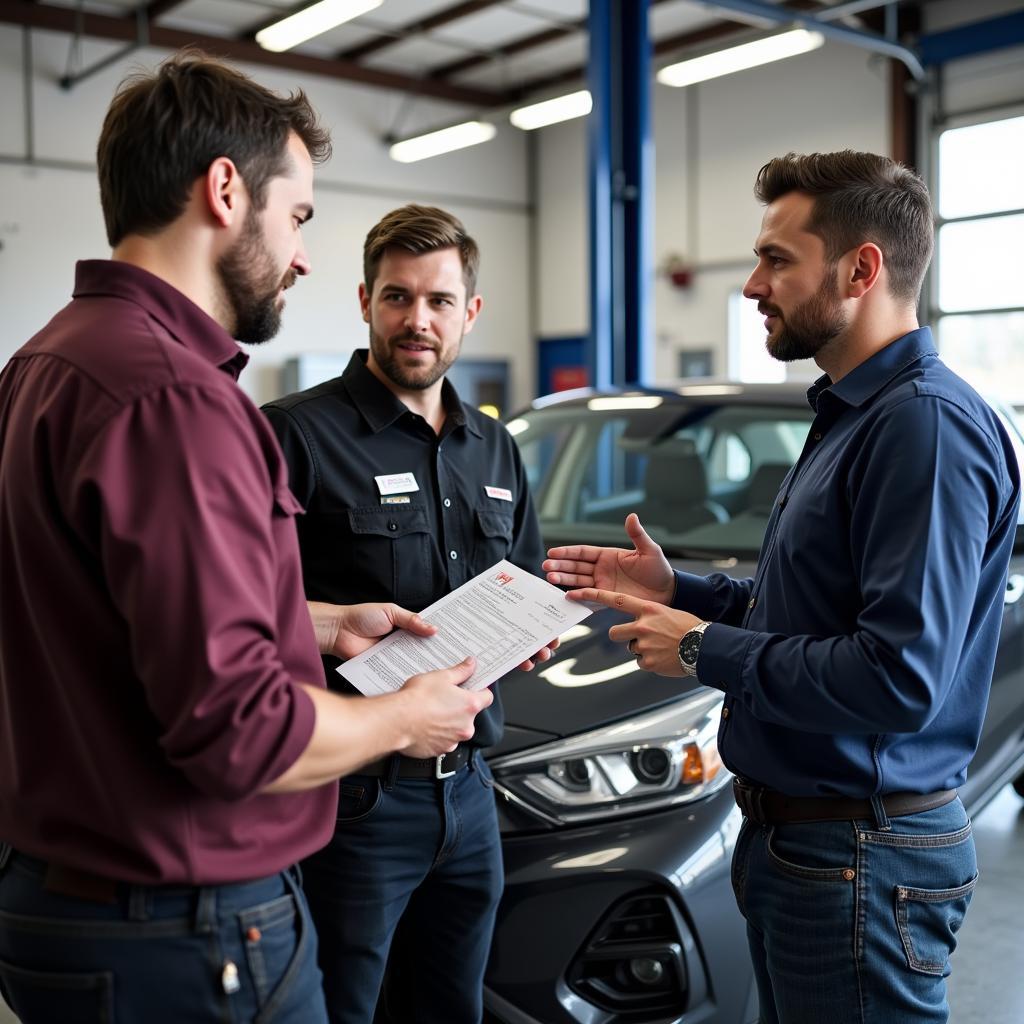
[{"xmin": 0, "ymin": 0, "xmax": 908, "ymax": 110}]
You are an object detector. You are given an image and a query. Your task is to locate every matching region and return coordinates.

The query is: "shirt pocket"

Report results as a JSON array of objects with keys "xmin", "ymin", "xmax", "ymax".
[
  {"xmin": 474, "ymin": 507, "xmax": 515, "ymax": 568},
  {"xmin": 346, "ymin": 505, "xmax": 433, "ymax": 609}
]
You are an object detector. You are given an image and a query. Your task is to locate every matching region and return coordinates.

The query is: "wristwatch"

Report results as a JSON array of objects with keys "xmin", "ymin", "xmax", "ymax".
[{"xmin": 677, "ymin": 621, "xmax": 711, "ymax": 677}]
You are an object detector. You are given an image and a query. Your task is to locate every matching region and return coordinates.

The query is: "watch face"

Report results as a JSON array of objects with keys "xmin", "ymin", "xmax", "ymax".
[{"xmin": 679, "ymin": 631, "xmax": 702, "ymax": 667}]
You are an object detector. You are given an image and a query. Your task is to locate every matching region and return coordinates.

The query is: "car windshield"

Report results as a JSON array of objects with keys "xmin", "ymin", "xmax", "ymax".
[{"xmin": 509, "ymin": 399, "xmax": 816, "ymax": 559}]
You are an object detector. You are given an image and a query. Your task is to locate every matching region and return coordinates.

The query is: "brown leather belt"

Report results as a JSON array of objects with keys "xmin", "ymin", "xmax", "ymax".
[
  {"xmin": 42, "ymin": 862, "xmax": 119, "ymax": 904},
  {"xmin": 732, "ymin": 777, "xmax": 957, "ymax": 825},
  {"xmin": 359, "ymin": 743, "xmax": 473, "ymax": 780}
]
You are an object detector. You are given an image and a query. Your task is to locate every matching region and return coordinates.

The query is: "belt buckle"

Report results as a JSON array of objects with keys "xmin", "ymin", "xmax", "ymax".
[
  {"xmin": 733, "ymin": 778, "xmax": 767, "ymax": 825},
  {"xmin": 435, "ymin": 752, "xmax": 458, "ymax": 779}
]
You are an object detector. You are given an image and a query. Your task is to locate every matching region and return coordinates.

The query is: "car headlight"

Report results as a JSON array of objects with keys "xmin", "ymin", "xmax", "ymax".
[{"xmin": 490, "ymin": 688, "xmax": 728, "ymax": 826}]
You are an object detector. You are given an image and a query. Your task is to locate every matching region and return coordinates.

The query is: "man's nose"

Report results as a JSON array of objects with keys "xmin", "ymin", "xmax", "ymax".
[
  {"xmin": 743, "ymin": 266, "xmax": 766, "ymax": 300},
  {"xmin": 291, "ymin": 238, "xmax": 311, "ymax": 277},
  {"xmin": 405, "ymin": 298, "xmax": 430, "ymax": 333}
]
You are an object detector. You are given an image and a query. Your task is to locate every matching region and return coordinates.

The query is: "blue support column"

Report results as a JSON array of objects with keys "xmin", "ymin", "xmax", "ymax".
[
  {"xmin": 587, "ymin": 0, "xmax": 614, "ymax": 390},
  {"xmin": 587, "ymin": 0, "xmax": 653, "ymax": 389},
  {"xmin": 621, "ymin": 0, "xmax": 653, "ymax": 386}
]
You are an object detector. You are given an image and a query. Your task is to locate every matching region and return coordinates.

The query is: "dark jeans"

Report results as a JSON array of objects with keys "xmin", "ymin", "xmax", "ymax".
[
  {"xmin": 731, "ymin": 797, "xmax": 978, "ymax": 1024},
  {"xmin": 301, "ymin": 751, "xmax": 504, "ymax": 1024},
  {"xmin": 0, "ymin": 846, "xmax": 327, "ymax": 1024}
]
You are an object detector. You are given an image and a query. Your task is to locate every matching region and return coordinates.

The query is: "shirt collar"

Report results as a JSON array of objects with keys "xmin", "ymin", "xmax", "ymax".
[
  {"xmin": 73, "ymin": 260, "xmax": 250, "ymax": 380},
  {"xmin": 341, "ymin": 349, "xmax": 483, "ymax": 438},
  {"xmin": 806, "ymin": 326, "xmax": 936, "ymax": 412}
]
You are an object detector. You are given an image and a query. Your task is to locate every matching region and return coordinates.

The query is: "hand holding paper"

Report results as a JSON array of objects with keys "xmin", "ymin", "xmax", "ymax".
[
  {"xmin": 339, "ymin": 561, "xmax": 591, "ymax": 696},
  {"xmin": 308, "ymin": 600, "xmax": 436, "ymax": 659},
  {"xmin": 398, "ymin": 657, "xmax": 493, "ymax": 757}
]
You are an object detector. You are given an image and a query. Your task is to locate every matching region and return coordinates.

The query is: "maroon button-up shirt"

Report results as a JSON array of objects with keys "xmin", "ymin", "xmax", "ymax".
[{"xmin": 0, "ymin": 260, "xmax": 335, "ymax": 884}]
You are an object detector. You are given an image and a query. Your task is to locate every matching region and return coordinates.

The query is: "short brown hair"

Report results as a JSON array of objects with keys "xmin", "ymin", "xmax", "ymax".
[
  {"xmin": 363, "ymin": 204, "xmax": 480, "ymax": 298},
  {"xmin": 754, "ymin": 151, "xmax": 933, "ymax": 304},
  {"xmin": 97, "ymin": 50, "xmax": 331, "ymax": 247}
]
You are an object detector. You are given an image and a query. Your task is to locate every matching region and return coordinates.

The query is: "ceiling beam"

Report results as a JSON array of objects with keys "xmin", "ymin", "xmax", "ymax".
[
  {"xmin": 143, "ymin": 0, "xmax": 190, "ymax": 21},
  {"xmin": 430, "ymin": 22, "xmax": 573, "ymax": 81},
  {"xmin": 336, "ymin": 0, "xmax": 503, "ymax": 62},
  {"xmin": 0, "ymin": 0, "xmax": 506, "ymax": 106}
]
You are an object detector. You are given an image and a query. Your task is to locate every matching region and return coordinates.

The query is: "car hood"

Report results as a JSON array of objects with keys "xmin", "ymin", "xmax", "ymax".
[{"xmin": 496, "ymin": 554, "xmax": 756, "ymax": 754}]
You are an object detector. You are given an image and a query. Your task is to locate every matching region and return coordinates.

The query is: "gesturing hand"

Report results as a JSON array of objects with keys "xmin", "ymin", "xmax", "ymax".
[
  {"xmin": 566, "ymin": 587, "xmax": 704, "ymax": 678},
  {"xmin": 544, "ymin": 514, "xmax": 675, "ymax": 606}
]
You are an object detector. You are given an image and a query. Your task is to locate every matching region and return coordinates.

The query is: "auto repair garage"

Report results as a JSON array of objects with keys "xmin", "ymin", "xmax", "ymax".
[{"xmin": 0, "ymin": 2, "xmax": 1022, "ymax": 1023}]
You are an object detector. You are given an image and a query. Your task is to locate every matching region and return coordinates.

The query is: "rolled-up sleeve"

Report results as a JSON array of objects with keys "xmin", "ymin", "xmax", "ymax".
[{"xmin": 71, "ymin": 383, "xmax": 316, "ymax": 801}]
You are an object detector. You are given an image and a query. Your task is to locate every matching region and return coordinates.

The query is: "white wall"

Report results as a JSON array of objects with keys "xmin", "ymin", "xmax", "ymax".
[
  {"xmin": 0, "ymin": 28, "xmax": 533, "ymax": 407},
  {"xmin": 4, "ymin": 8, "xmax": 1019, "ymax": 405},
  {"xmin": 535, "ymin": 39, "xmax": 891, "ymax": 382}
]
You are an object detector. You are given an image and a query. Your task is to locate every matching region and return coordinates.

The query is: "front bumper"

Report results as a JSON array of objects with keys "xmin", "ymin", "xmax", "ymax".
[{"xmin": 484, "ymin": 786, "xmax": 758, "ymax": 1024}]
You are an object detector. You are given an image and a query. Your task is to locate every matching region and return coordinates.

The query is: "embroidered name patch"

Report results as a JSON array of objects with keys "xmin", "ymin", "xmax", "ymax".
[{"xmin": 485, "ymin": 486, "xmax": 513, "ymax": 502}]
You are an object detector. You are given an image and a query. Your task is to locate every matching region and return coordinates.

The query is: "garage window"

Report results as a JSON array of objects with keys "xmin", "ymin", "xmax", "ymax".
[{"xmin": 933, "ymin": 114, "xmax": 1024, "ymax": 405}]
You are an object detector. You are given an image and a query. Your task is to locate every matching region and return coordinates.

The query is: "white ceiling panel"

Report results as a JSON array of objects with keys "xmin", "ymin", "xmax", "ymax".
[
  {"xmin": 352, "ymin": 0, "xmax": 457, "ymax": 31},
  {"xmin": 650, "ymin": 1, "xmax": 726, "ymax": 40},
  {"xmin": 452, "ymin": 31, "xmax": 587, "ymax": 91},
  {"xmin": 361, "ymin": 34, "xmax": 475, "ymax": 75},
  {"xmin": 295, "ymin": 22, "xmax": 382, "ymax": 53},
  {"xmin": 431, "ymin": 6, "xmax": 550, "ymax": 50},
  {"xmin": 510, "ymin": 0, "xmax": 585, "ymax": 21},
  {"xmin": 43, "ymin": 0, "xmax": 138, "ymax": 15},
  {"xmin": 162, "ymin": 0, "xmax": 279, "ymax": 37}
]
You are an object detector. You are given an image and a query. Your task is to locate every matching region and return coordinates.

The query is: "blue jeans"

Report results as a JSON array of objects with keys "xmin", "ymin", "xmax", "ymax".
[
  {"xmin": 0, "ymin": 847, "xmax": 328, "ymax": 1024},
  {"xmin": 731, "ymin": 798, "xmax": 978, "ymax": 1024},
  {"xmin": 301, "ymin": 751, "xmax": 504, "ymax": 1024}
]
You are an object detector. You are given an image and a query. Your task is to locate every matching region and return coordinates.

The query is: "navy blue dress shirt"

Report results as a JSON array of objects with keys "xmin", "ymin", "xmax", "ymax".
[{"xmin": 673, "ymin": 328, "xmax": 1021, "ymax": 798}]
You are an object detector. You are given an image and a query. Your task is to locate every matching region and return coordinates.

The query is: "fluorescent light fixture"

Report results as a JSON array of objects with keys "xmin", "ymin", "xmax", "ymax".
[
  {"xmin": 256, "ymin": 0, "xmax": 381, "ymax": 53},
  {"xmin": 510, "ymin": 90, "xmax": 593, "ymax": 131},
  {"xmin": 657, "ymin": 29, "xmax": 824, "ymax": 88},
  {"xmin": 388, "ymin": 121, "xmax": 497, "ymax": 163}
]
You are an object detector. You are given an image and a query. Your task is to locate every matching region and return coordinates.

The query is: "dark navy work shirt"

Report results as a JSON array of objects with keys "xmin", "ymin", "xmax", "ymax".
[
  {"xmin": 263, "ymin": 350, "xmax": 545, "ymax": 748},
  {"xmin": 673, "ymin": 328, "xmax": 1021, "ymax": 798},
  {"xmin": 0, "ymin": 261, "xmax": 334, "ymax": 884}
]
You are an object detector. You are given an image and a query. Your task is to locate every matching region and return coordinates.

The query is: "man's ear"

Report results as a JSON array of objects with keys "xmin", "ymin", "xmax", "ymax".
[
  {"xmin": 845, "ymin": 242, "xmax": 883, "ymax": 299},
  {"xmin": 204, "ymin": 157, "xmax": 244, "ymax": 228},
  {"xmin": 462, "ymin": 294, "xmax": 483, "ymax": 335},
  {"xmin": 358, "ymin": 282, "xmax": 371, "ymax": 324}
]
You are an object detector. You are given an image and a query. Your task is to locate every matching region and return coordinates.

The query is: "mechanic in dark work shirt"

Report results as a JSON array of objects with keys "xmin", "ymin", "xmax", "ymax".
[{"xmin": 263, "ymin": 204, "xmax": 545, "ymax": 1024}]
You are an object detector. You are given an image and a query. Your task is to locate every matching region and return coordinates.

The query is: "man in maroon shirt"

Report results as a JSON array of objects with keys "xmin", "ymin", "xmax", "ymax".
[{"xmin": 0, "ymin": 52, "xmax": 491, "ymax": 1024}]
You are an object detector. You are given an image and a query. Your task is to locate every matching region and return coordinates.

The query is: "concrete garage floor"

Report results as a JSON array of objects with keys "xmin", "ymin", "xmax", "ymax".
[
  {"xmin": 1, "ymin": 785, "xmax": 1022, "ymax": 1024},
  {"xmin": 947, "ymin": 784, "xmax": 1024, "ymax": 1024}
]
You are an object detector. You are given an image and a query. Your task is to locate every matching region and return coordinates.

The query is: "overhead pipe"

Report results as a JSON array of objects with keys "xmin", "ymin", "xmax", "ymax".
[{"xmin": 700, "ymin": 0, "xmax": 924, "ymax": 79}]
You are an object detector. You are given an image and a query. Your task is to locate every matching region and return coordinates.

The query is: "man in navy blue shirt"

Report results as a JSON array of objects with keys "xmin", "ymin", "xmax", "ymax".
[{"xmin": 546, "ymin": 151, "xmax": 1021, "ymax": 1023}]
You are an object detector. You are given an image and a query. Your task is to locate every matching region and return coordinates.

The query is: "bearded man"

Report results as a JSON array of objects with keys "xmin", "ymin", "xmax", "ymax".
[
  {"xmin": 0, "ymin": 54, "xmax": 499, "ymax": 1024},
  {"xmin": 263, "ymin": 204, "xmax": 546, "ymax": 1024}
]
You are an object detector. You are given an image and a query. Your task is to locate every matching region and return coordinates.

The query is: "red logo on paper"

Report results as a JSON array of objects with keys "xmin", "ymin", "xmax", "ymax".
[{"xmin": 494, "ymin": 571, "xmax": 514, "ymax": 586}]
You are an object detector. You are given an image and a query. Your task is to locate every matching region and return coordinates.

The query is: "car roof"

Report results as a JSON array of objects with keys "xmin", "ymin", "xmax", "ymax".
[{"xmin": 523, "ymin": 380, "xmax": 813, "ymax": 414}]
